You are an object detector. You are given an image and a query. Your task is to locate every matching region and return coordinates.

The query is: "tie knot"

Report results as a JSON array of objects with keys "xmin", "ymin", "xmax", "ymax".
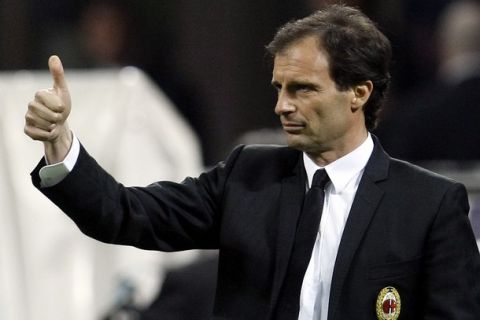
[{"xmin": 311, "ymin": 169, "xmax": 329, "ymax": 189}]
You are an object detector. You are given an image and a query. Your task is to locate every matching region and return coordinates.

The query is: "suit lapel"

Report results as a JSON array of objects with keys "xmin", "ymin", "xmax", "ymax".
[
  {"xmin": 269, "ymin": 153, "xmax": 306, "ymax": 312},
  {"xmin": 328, "ymin": 137, "xmax": 390, "ymax": 320}
]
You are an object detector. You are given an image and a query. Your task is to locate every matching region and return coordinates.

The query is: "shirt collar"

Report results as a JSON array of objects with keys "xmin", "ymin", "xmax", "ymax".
[{"xmin": 303, "ymin": 133, "xmax": 374, "ymax": 193}]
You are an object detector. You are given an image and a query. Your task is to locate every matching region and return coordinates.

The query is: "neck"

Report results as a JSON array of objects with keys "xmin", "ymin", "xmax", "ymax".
[{"xmin": 307, "ymin": 130, "xmax": 369, "ymax": 167}]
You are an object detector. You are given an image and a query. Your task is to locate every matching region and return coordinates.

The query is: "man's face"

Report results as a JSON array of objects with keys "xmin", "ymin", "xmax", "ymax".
[{"xmin": 272, "ymin": 36, "xmax": 365, "ymax": 161}]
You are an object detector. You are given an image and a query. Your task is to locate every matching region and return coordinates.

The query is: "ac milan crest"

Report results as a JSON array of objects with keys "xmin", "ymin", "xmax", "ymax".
[{"xmin": 376, "ymin": 286, "xmax": 401, "ymax": 320}]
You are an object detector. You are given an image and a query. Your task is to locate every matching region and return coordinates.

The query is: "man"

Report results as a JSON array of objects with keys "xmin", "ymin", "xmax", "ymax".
[{"xmin": 25, "ymin": 4, "xmax": 480, "ymax": 320}]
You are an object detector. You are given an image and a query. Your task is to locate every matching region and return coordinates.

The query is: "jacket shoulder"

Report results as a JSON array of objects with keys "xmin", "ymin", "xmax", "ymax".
[
  {"xmin": 236, "ymin": 144, "xmax": 299, "ymax": 161},
  {"xmin": 224, "ymin": 144, "xmax": 302, "ymax": 183},
  {"xmin": 387, "ymin": 157, "xmax": 465, "ymax": 196}
]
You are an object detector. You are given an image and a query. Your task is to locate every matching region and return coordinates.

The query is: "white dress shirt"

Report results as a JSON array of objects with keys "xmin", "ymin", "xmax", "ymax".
[
  {"xmin": 39, "ymin": 132, "xmax": 80, "ymax": 187},
  {"xmin": 298, "ymin": 134, "xmax": 373, "ymax": 320}
]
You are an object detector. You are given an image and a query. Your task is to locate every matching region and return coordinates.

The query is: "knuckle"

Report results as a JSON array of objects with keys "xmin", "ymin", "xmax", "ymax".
[
  {"xmin": 27, "ymin": 100, "xmax": 36, "ymax": 111},
  {"xmin": 24, "ymin": 126, "xmax": 37, "ymax": 139},
  {"xmin": 48, "ymin": 100, "xmax": 63, "ymax": 112},
  {"xmin": 55, "ymin": 104, "xmax": 65, "ymax": 113},
  {"xmin": 53, "ymin": 112, "xmax": 62, "ymax": 122},
  {"xmin": 34, "ymin": 90, "xmax": 45, "ymax": 101},
  {"xmin": 25, "ymin": 112, "xmax": 40, "ymax": 125},
  {"xmin": 25, "ymin": 113, "xmax": 37, "ymax": 125}
]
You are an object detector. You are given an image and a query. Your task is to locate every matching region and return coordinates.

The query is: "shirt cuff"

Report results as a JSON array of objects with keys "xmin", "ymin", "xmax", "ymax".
[{"xmin": 39, "ymin": 133, "xmax": 81, "ymax": 187}]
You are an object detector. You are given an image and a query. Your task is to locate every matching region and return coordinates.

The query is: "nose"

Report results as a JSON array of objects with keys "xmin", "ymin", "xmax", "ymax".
[{"xmin": 274, "ymin": 91, "xmax": 295, "ymax": 116}]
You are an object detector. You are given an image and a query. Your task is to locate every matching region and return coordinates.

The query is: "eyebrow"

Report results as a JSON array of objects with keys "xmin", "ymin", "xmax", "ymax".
[
  {"xmin": 271, "ymin": 80, "xmax": 280, "ymax": 88},
  {"xmin": 271, "ymin": 79, "xmax": 319, "ymax": 90}
]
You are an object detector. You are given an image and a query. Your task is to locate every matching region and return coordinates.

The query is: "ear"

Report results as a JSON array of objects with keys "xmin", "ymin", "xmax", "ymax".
[{"xmin": 351, "ymin": 80, "xmax": 373, "ymax": 111}]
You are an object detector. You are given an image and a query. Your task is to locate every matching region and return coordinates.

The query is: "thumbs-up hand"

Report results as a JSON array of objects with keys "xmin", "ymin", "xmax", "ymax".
[{"xmin": 25, "ymin": 55, "xmax": 73, "ymax": 163}]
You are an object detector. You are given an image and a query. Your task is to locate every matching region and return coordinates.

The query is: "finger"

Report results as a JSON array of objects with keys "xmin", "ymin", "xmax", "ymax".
[
  {"xmin": 28, "ymin": 100, "xmax": 63, "ymax": 124},
  {"xmin": 34, "ymin": 89, "xmax": 64, "ymax": 113},
  {"xmin": 25, "ymin": 111, "xmax": 55, "ymax": 131},
  {"xmin": 24, "ymin": 124, "xmax": 53, "ymax": 141},
  {"xmin": 48, "ymin": 55, "xmax": 68, "ymax": 91}
]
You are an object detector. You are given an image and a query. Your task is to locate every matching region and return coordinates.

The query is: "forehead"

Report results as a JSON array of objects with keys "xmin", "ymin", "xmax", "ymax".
[{"xmin": 272, "ymin": 36, "xmax": 331, "ymax": 80}]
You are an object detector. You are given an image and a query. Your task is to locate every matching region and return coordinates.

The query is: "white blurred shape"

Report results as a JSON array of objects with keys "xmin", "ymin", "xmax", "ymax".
[{"xmin": 0, "ymin": 67, "xmax": 203, "ymax": 320}]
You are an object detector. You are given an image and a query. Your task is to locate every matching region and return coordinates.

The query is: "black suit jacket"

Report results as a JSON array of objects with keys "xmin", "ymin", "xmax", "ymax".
[{"xmin": 32, "ymin": 137, "xmax": 480, "ymax": 319}]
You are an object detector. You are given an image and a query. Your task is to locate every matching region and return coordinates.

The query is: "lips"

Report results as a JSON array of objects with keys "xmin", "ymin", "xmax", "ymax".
[{"xmin": 281, "ymin": 121, "xmax": 305, "ymax": 133}]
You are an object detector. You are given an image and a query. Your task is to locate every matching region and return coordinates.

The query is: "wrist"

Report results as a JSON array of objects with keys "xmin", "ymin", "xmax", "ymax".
[{"xmin": 43, "ymin": 125, "xmax": 73, "ymax": 164}]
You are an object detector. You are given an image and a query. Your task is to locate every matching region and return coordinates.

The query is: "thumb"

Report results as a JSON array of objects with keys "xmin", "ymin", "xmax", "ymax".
[{"xmin": 48, "ymin": 55, "xmax": 68, "ymax": 91}]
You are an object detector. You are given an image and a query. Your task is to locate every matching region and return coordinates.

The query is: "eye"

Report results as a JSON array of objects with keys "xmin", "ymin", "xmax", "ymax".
[
  {"xmin": 295, "ymin": 84, "xmax": 315, "ymax": 93},
  {"xmin": 299, "ymin": 86, "xmax": 311, "ymax": 92},
  {"xmin": 271, "ymin": 83, "xmax": 282, "ymax": 95}
]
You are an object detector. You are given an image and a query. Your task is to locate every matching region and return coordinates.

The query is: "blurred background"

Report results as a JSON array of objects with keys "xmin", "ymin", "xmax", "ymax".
[
  {"xmin": 4, "ymin": 0, "xmax": 477, "ymax": 165},
  {"xmin": 1, "ymin": 0, "xmax": 480, "ymax": 319}
]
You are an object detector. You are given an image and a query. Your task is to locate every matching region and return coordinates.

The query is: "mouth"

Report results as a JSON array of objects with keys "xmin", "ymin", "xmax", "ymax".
[{"xmin": 281, "ymin": 121, "xmax": 305, "ymax": 133}]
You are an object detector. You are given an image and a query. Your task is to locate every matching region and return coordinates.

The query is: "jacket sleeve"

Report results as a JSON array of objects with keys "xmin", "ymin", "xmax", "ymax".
[
  {"xmin": 422, "ymin": 182, "xmax": 480, "ymax": 318},
  {"xmin": 31, "ymin": 144, "xmax": 245, "ymax": 251}
]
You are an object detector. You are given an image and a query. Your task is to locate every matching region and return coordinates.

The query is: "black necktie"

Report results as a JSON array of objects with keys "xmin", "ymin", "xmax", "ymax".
[{"xmin": 275, "ymin": 169, "xmax": 330, "ymax": 319}]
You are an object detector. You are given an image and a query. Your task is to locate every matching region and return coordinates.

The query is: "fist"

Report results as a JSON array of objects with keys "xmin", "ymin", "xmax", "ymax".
[{"xmin": 24, "ymin": 55, "xmax": 72, "ymax": 142}]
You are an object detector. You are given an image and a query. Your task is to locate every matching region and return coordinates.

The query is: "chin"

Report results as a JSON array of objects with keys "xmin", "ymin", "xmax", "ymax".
[{"xmin": 285, "ymin": 135, "xmax": 307, "ymax": 151}]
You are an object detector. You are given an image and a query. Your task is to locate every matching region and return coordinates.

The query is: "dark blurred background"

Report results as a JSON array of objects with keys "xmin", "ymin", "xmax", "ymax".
[
  {"xmin": 2, "ymin": 2, "xmax": 480, "ymax": 319},
  {"xmin": 1, "ymin": 0, "xmax": 478, "ymax": 165}
]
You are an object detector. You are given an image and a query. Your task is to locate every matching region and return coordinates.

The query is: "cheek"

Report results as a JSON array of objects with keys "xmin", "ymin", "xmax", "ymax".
[
  {"xmin": 310, "ymin": 102, "xmax": 352, "ymax": 132},
  {"xmin": 301, "ymin": 93, "xmax": 352, "ymax": 127},
  {"xmin": 327, "ymin": 94, "xmax": 354, "ymax": 121}
]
